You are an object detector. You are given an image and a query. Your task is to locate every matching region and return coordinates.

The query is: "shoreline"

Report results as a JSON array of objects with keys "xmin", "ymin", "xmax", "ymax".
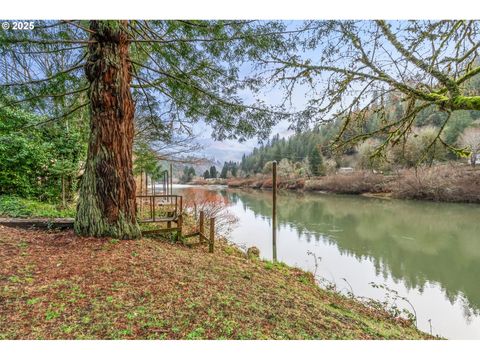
[{"xmin": 189, "ymin": 164, "xmax": 480, "ymax": 205}]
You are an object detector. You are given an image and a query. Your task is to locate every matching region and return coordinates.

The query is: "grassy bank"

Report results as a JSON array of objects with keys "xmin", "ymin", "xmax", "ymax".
[
  {"xmin": 0, "ymin": 225, "xmax": 431, "ymax": 339},
  {"xmin": 228, "ymin": 164, "xmax": 480, "ymax": 203}
]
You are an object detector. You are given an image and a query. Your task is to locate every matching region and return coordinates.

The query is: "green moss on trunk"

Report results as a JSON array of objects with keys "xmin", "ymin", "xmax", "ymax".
[{"xmin": 74, "ymin": 20, "xmax": 141, "ymax": 240}]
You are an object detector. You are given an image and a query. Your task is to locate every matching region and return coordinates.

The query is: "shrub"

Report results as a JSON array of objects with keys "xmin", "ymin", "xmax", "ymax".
[
  {"xmin": 181, "ymin": 188, "xmax": 238, "ymax": 236},
  {"xmin": 304, "ymin": 171, "xmax": 388, "ymax": 194},
  {"xmin": 392, "ymin": 164, "xmax": 480, "ymax": 202},
  {"xmin": 389, "ymin": 126, "xmax": 448, "ymax": 167},
  {"xmin": 357, "ymin": 138, "xmax": 390, "ymax": 171},
  {"xmin": 0, "ymin": 195, "xmax": 75, "ymax": 218}
]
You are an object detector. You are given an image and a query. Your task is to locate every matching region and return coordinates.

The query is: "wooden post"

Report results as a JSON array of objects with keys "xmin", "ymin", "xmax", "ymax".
[
  {"xmin": 61, "ymin": 175, "xmax": 66, "ymax": 208},
  {"xmin": 152, "ymin": 196, "xmax": 156, "ymax": 222},
  {"xmin": 194, "ymin": 203, "xmax": 198, "ymax": 220},
  {"xmin": 199, "ymin": 210, "xmax": 205, "ymax": 243},
  {"xmin": 170, "ymin": 163, "xmax": 173, "ymax": 196},
  {"xmin": 145, "ymin": 172, "xmax": 147, "ymax": 195},
  {"xmin": 272, "ymin": 160, "xmax": 277, "ymax": 262},
  {"xmin": 177, "ymin": 214, "xmax": 183, "ymax": 238},
  {"xmin": 140, "ymin": 171, "xmax": 143, "ymax": 215},
  {"xmin": 150, "ymin": 196, "xmax": 153, "ymax": 221},
  {"xmin": 209, "ymin": 217, "xmax": 215, "ymax": 253}
]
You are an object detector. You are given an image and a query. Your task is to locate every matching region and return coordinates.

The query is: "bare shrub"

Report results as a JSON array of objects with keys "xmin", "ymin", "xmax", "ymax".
[
  {"xmin": 392, "ymin": 164, "xmax": 480, "ymax": 202},
  {"xmin": 389, "ymin": 126, "xmax": 448, "ymax": 167},
  {"xmin": 227, "ymin": 178, "xmax": 251, "ymax": 188},
  {"xmin": 304, "ymin": 171, "xmax": 388, "ymax": 194},
  {"xmin": 459, "ymin": 127, "xmax": 480, "ymax": 167},
  {"xmin": 181, "ymin": 188, "xmax": 238, "ymax": 236},
  {"xmin": 324, "ymin": 158, "xmax": 337, "ymax": 175},
  {"xmin": 357, "ymin": 139, "xmax": 385, "ymax": 171}
]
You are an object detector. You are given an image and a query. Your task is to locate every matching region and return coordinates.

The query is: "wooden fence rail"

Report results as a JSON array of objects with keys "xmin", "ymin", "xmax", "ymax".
[{"xmin": 183, "ymin": 210, "xmax": 215, "ymax": 252}]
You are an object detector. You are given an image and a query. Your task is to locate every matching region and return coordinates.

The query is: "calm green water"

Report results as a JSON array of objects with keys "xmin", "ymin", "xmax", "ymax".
[{"xmin": 175, "ymin": 185, "xmax": 480, "ymax": 339}]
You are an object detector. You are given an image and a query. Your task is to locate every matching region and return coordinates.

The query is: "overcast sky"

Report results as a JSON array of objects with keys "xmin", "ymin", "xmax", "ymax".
[
  {"xmin": 192, "ymin": 21, "xmax": 308, "ymax": 163},
  {"xmin": 195, "ymin": 120, "xmax": 294, "ymax": 163}
]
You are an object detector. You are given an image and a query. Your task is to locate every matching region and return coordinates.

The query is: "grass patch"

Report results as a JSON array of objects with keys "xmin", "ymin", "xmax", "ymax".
[{"xmin": 0, "ymin": 195, "xmax": 75, "ymax": 218}]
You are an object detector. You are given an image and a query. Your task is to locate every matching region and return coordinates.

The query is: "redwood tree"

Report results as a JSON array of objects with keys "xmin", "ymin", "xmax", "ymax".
[
  {"xmin": 0, "ymin": 20, "xmax": 290, "ymax": 238},
  {"xmin": 74, "ymin": 21, "xmax": 140, "ymax": 238}
]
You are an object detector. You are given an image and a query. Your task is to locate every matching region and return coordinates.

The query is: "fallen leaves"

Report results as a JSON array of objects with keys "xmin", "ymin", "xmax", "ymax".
[{"xmin": 0, "ymin": 226, "xmax": 430, "ymax": 340}]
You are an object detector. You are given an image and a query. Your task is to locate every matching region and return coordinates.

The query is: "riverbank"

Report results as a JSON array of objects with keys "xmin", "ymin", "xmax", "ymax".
[
  {"xmin": 189, "ymin": 178, "xmax": 228, "ymax": 186},
  {"xmin": 0, "ymin": 224, "xmax": 431, "ymax": 339},
  {"xmin": 227, "ymin": 163, "xmax": 480, "ymax": 203}
]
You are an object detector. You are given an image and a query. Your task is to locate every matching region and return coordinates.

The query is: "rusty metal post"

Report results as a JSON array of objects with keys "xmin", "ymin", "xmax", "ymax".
[
  {"xmin": 272, "ymin": 160, "xmax": 277, "ymax": 262},
  {"xmin": 209, "ymin": 217, "xmax": 215, "ymax": 253},
  {"xmin": 163, "ymin": 171, "xmax": 166, "ymax": 195}
]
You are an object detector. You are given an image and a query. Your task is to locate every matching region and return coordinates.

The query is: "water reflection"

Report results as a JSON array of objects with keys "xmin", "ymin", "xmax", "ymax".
[
  {"xmin": 231, "ymin": 189, "xmax": 480, "ymax": 316},
  {"xmin": 175, "ymin": 186, "xmax": 480, "ymax": 338}
]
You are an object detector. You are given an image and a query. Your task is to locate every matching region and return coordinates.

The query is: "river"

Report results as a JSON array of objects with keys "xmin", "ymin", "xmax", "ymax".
[{"xmin": 173, "ymin": 185, "xmax": 480, "ymax": 339}]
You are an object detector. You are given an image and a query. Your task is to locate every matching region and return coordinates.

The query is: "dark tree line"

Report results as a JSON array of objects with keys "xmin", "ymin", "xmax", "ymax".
[
  {"xmin": 220, "ymin": 161, "xmax": 238, "ymax": 178},
  {"xmin": 203, "ymin": 165, "xmax": 218, "ymax": 179},
  {"xmin": 240, "ymin": 83, "xmax": 480, "ymax": 176}
]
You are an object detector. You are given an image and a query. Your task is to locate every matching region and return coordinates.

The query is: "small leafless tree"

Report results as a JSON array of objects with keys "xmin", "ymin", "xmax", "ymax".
[
  {"xmin": 459, "ymin": 127, "xmax": 480, "ymax": 167},
  {"xmin": 182, "ymin": 188, "xmax": 238, "ymax": 237}
]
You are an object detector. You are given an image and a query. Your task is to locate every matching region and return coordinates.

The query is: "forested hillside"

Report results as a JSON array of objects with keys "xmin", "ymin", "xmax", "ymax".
[{"xmin": 240, "ymin": 75, "xmax": 480, "ymax": 176}]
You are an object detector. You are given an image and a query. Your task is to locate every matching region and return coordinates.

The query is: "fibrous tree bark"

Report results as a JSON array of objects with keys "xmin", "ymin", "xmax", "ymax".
[{"xmin": 75, "ymin": 20, "xmax": 141, "ymax": 239}]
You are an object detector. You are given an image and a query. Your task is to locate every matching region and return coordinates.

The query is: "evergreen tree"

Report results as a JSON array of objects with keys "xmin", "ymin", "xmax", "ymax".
[
  {"xmin": 309, "ymin": 146, "xmax": 324, "ymax": 176},
  {"xmin": 180, "ymin": 166, "xmax": 196, "ymax": 183},
  {"xmin": 240, "ymin": 154, "xmax": 247, "ymax": 172},
  {"xmin": 231, "ymin": 163, "xmax": 238, "ymax": 177},
  {"xmin": 209, "ymin": 166, "xmax": 218, "ymax": 179},
  {"xmin": 220, "ymin": 162, "xmax": 228, "ymax": 178}
]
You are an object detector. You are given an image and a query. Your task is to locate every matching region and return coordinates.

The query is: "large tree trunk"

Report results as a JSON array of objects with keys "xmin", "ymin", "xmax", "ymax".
[{"xmin": 75, "ymin": 20, "xmax": 141, "ymax": 239}]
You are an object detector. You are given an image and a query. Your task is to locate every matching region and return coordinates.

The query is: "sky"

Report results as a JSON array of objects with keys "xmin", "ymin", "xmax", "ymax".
[
  {"xmin": 192, "ymin": 20, "xmax": 308, "ymax": 163},
  {"xmin": 190, "ymin": 19, "xmax": 362, "ymax": 163},
  {"xmin": 196, "ymin": 120, "xmax": 294, "ymax": 163},
  {"xmin": 192, "ymin": 20, "xmax": 433, "ymax": 164}
]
